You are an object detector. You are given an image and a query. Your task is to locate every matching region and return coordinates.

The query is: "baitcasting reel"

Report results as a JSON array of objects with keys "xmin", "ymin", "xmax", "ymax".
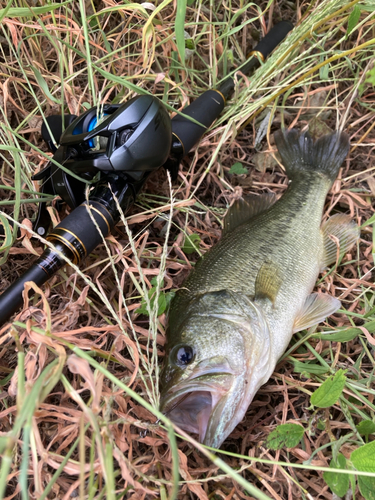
[
  {"xmin": 0, "ymin": 95, "xmax": 172, "ymax": 324},
  {"xmin": 33, "ymin": 95, "xmax": 172, "ymax": 235}
]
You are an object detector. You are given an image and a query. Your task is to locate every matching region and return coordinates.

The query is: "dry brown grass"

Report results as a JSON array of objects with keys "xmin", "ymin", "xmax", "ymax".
[{"xmin": 0, "ymin": 0, "xmax": 374, "ymax": 499}]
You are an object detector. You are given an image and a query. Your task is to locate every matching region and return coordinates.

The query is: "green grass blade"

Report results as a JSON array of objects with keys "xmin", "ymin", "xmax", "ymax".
[
  {"xmin": 175, "ymin": 0, "xmax": 187, "ymax": 63},
  {"xmin": 0, "ymin": 1, "xmax": 72, "ymax": 18}
]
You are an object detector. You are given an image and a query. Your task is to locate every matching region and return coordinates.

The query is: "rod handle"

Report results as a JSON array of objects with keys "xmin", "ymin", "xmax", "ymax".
[
  {"xmin": 46, "ymin": 201, "xmax": 114, "ymax": 265},
  {"xmin": 170, "ymin": 90, "xmax": 225, "ymax": 155},
  {"xmin": 0, "ymin": 201, "xmax": 113, "ymax": 326},
  {"xmin": 0, "ymin": 260, "xmax": 51, "ymax": 325}
]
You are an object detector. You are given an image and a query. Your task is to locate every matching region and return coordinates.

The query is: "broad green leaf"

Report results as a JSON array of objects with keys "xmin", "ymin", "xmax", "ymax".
[
  {"xmin": 154, "ymin": 291, "xmax": 175, "ymax": 316},
  {"xmin": 185, "ymin": 37, "xmax": 195, "ymax": 50},
  {"xmin": 351, "ymin": 441, "xmax": 375, "ymax": 472},
  {"xmin": 365, "ymin": 67, "xmax": 375, "ymax": 88},
  {"xmin": 229, "ymin": 162, "xmax": 248, "ymax": 175},
  {"xmin": 323, "ymin": 453, "xmax": 349, "ymax": 497},
  {"xmin": 266, "ymin": 423, "xmax": 304, "ymax": 450},
  {"xmin": 136, "ymin": 278, "xmax": 175, "ymax": 317},
  {"xmin": 358, "ymin": 476, "xmax": 375, "ymax": 500},
  {"xmin": 175, "ymin": 0, "xmax": 187, "ymax": 62},
  {"xmin": 226, "ymin": 49, "xmax": 234, "ymax": 66},
  {"xmin": 347, "ymin": 5, "xmax": 361, "ymax": 36},
  {"xmin": 183, "ymin": 233, "xmax": 201, "ymax": 254},
  {"xmin": 151, "ymin": 277, "xmax": 158, "ymax": 287},
  {"xmin": 310, "ymin": 369, "xmax": 346, "ymax": 408},
  {"xmin": 357, "ymin": 421, "xmax": 375, "ymax": 436},
  {"xmin": 352, "ymin": 442, "xmax": 375, "ymax": 500},
  {"xmin": 317, "ymin": 419, "xmax": 325, "ymax": 431}
]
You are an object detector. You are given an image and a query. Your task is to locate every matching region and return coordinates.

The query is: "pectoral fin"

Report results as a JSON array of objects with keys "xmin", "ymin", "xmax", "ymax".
[
  {"xmin": 223, "ymin": 194, "xmax": 276, "ymax": 235},
  {"xmin": 321, "ymin": 213, "xmax": 359, "ymax": 270},
  {"xmin": 255, "ymin": 261, "xmax": 282, "ymax": 305},
  {"xmin": 293, "ymin": 293, "xmax": 341, "ymax": 333}
]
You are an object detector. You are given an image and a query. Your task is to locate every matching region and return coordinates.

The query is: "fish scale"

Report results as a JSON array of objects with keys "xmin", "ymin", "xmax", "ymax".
[{"xmin": 160, "ymin": 128, "xmax": 359, "ymax": 448}]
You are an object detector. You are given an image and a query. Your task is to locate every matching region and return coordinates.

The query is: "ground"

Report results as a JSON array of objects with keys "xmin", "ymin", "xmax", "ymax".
[{"xmin": 0, "ymin": 1, "xmax": 374, "ymax": 499}]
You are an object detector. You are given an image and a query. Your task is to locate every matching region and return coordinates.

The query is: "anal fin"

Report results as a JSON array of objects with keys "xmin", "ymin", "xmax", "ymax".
[
  {"xmin": 223, "ymin": 194, "xmax": 276, "ymax": 235},
  {"xmin": 321, "ymin": 213, "xmax": 359, "ymax": 270},
  {"xmin": 293, "ymin": 293, "xmax": 341, "ymax": 333},
  {"xmin": 255, "ymin": 261, "xmax": 282, "ymax": 305}
]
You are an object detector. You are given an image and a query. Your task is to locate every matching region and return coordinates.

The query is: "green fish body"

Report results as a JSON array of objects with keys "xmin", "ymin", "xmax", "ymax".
[{"xmin": 160, "ymin": 129, "xmax": 358, "ymax": 448}]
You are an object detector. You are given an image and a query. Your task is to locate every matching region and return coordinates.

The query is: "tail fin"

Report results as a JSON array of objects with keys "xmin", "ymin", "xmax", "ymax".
[{"xmin": 274, "ymin": 129, "xmax": 350, "ymax": 183}]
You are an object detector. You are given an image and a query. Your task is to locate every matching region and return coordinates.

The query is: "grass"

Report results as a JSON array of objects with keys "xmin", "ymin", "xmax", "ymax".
[{"xmin": 0, "ymin": 0, "xmax": 374, "ymax": 498}]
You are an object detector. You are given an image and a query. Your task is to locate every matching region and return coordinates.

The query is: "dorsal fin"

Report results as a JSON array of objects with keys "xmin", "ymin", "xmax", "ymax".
[{"xmin": 223, "ymin": 194, "xmax": 276, "ymax": 235}]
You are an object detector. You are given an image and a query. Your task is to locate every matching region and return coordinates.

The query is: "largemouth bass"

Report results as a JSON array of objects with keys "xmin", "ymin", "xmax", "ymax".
[{"xmin": 160, "ymin": 129, "xmax": 359, "ymax": 448}]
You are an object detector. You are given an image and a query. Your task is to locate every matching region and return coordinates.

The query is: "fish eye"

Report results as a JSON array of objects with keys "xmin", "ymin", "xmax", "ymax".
[{"xmin": 173, "ymin": 345, "xmax": 195, "ymax": 366}]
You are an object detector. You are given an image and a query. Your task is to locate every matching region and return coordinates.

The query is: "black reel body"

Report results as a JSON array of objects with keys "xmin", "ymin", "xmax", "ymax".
[
  {"xmin": 33, "ymin": 95, "xmax": 172, "ymax": 234},
  {"xmin": 59, "ymin": 95, "xmax": 172, "ymax": 175}
]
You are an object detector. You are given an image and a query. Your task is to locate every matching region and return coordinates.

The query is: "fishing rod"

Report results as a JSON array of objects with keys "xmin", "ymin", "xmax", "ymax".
[{"xmin": 0, "ymin": 20, "xmax": 293, "ymax": 326}]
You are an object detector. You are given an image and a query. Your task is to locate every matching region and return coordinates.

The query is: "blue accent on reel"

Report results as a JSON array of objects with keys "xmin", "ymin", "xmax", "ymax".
[
  {"xmin": 72, "ymin": 122, "xmax": 83, "ymax": 136},
  {"xmin": 72, "ymin": 113, "xmax": 109, "ymax": 148},
  {"xmin": 86, "ymin": 116, "xmax": 98, "ymax": 147},
  {"xmin": 87, "ymin": 116, "xmax": 98, "ymax": 132}
]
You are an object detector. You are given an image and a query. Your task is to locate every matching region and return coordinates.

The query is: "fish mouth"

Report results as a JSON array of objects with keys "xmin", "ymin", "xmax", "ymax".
[
  {"xmin": 160, "ymin": 359, "xmax": 236, "ymax": 444},
  {"xmin": 164, "ymin": 390, "xmax": 223, "ymax": 443}
]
